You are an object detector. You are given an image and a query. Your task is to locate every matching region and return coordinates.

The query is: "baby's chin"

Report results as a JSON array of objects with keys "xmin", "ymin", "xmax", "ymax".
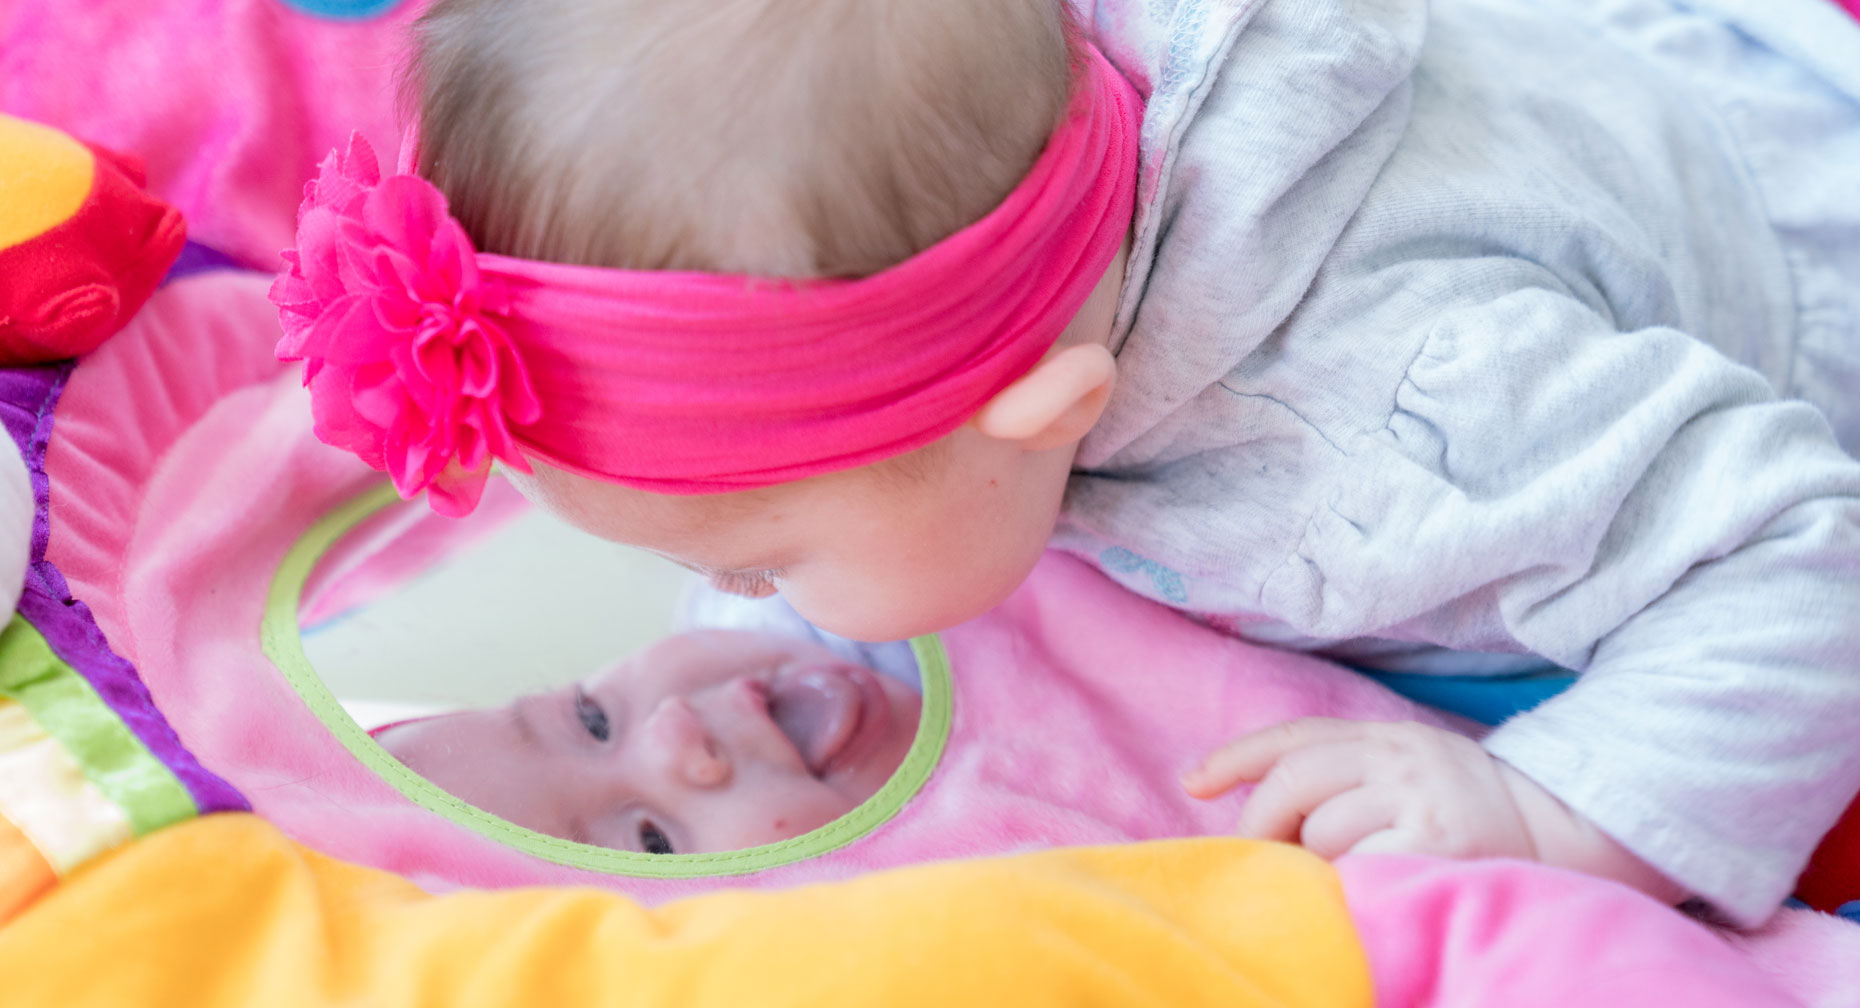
[{"xmin": 802, "ymin": 584, "xmax": 1010, "ymax": 643}]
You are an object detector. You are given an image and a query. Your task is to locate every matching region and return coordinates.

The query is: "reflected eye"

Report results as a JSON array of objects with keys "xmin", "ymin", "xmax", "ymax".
[
  {"xmin": 574, "ymin": 686, "xmax": 610, "ymax": 742},
  {"xmin": 709, "ymin": 568, "xmax": 781, "ymax": 599},
  {"xmin": 639, "ymin": 820, "xmax": 675, "ymax": 855}
]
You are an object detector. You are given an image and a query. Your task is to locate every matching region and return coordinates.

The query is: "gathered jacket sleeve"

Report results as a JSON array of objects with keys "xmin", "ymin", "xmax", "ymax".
[{"xmin": 1273, "ymin": 258, "xmax": 1860, "ymax": 925}]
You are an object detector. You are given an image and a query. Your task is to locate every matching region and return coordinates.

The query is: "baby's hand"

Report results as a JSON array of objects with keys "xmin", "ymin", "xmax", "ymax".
[
  {"xmin": 1183, "ymin": 718, "xmax": 1686, "ymax": 904},
  {"xmin": 1182, "ymin": 718, "xmax": 1537, "ymax": 860}
]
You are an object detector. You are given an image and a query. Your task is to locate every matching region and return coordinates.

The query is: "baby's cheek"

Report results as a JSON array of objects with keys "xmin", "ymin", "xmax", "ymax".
[
  {"xmin": 754, "ymin": 783, "xmax": 859, "ymax": 845},
  {"xmin": 689, "ymin": 776, "xmax": 846, "ymax": 851},
  {"xmin": 788, "ymin": 786, "xmax": 861, "ymax": 833}
]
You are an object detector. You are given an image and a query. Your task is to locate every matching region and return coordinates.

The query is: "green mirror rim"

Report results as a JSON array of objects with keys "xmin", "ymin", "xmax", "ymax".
[{"xmin": 260, "ymin": 482, "xmax": 953, "ymax": 877}]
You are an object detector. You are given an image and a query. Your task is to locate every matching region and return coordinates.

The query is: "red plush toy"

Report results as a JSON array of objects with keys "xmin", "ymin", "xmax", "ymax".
[{"xmin": 0, "ymin": 113, "xmax": 185, "ymax": 365}]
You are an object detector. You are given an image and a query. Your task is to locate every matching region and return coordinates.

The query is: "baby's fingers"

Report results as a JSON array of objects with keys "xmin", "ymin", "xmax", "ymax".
[
  {"xmin": 1230, "ymin": 741, "xmax": 1370, "ymax": 842},
  {"xmin": 1298, "ymin": 788, "xmax": 1395, "ymax": 860},
  {"xmin": 1183, "ymin": 717, "xmax": 1372, "ymax": 798},
  {"xmin": 1345, "ymin": 828, "xmax": 1419, "ymax": 857}
]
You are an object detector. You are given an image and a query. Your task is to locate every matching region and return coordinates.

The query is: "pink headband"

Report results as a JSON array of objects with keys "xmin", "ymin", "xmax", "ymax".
[{"xmin": 272, "ymin": 45, "xmax": 1141, "ymax": 516}]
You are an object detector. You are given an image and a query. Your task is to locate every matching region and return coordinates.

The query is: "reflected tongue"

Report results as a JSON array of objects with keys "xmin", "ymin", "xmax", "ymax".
[{"xmin": 767, "ymin": 668, "xmax": 861, "ymax": 775}]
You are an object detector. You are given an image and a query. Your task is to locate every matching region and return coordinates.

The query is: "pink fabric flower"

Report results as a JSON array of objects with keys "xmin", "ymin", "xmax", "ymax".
[{"xmin": 270, "ymin": 133, "xmax": 541, "ymax": 516}]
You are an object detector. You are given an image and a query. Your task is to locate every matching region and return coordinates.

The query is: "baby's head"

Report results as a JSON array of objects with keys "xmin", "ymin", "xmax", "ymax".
[
  {"xmin": 376, "ymin": 629, "xmax": 921, "ymax": 854},
  {"xmin": 412, "ymin": 0, "xmax": 1073, "ymax": 275},
  {"xmin": 409, "ymin": 0, "xmax": 1132, "ymax": 643}
]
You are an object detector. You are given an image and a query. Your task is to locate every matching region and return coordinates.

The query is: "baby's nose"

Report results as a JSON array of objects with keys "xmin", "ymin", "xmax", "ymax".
[{"xmin": 644, "ymin": 696, "xmax": 731, "ymax": 788}]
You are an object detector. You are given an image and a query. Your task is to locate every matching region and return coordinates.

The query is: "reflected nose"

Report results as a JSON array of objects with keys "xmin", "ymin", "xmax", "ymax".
[{"xmin": 642, "ymin": 695, "xmax": 731, "ymax": 788}]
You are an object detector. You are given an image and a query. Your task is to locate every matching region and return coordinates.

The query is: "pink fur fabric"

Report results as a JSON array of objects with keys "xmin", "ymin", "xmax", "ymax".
[
  {"xmin": 1721, "ymin": 907, "xmax": 1860, "ymax": 1008},
  {"xmin": 0, "ymin": 0, "xmax": 417, "ymax": 270},
  {"xmin": 1339, "ymin": 855, "xmax": 1822, "ymax": 1007}
]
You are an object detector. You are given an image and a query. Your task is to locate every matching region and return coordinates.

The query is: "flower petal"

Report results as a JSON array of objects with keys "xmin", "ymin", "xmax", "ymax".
[
  {"xmin": 456, "ymin": 327, "xmax": 497, "ymax": 398},
  {"xmin": 495, "ymin": 341, "xmax": 545, "ymax": 426},
  {"xmin": 371, "ymin": 276, "xmax": 425, "ymax": 333},
  {"xmin": 469, "ymin": 404, "xmax": 518, "ymax": 468},
  {"xmin": 367, "ymin": 175, "xmax": 453, "ymax": 270},
  {"xmin": 307, "ymin": 366, "xmax": 386, "ymax": 470},
  {"xmin": 307, "ymin": 295, "xmax": 398, "ymax": 367},
  {"xmin": 431, "ymin": 216, "xmax": 482, "ymax": 296},
  {"xmin": 349, "ymin": 363, "xmax": 410, "ymax": 431},
  {"xmin": 425, "ymin": 461, "xmax": 490, "ymax": 517},
  {"xmin": 325, "ymin": 133, "xmax": 382, "ymax": 201},
  {"xmin": 453, "ymin": 414, "xmax": 487, "ymax": 472},
  {"xmin": 292, "ymin": 206, "xmax": 354, "ymax": 304},
  {"xmin": 405, "ymin": 330, "xmax": 459, "ymax": 413}
]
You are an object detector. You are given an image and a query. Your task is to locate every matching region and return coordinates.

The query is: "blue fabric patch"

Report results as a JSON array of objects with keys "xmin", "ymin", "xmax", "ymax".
[
  {"xmin": 1839, "ymin": 901, "xmax": 1860, "ymax": 925},
  {"xmin": 276, "ymin": 0, "xmax": 406, "ymax": 20},
  {"xmin": 1356, "ymin": 669, "xmax": 1577, "ymax": 726}
]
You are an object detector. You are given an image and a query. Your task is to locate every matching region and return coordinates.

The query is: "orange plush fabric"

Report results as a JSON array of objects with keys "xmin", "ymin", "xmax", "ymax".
[
  {"xmin": 0, "ymin": 114, "xmax": 184, "ymax": 365},
  {"xmin": 0, "ymin": 814, "xmax": 1373, "ymax": 1008}
]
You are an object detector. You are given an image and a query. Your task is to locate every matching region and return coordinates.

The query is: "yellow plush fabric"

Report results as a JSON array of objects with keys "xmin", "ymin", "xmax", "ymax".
[
  {"xmin": 0, "ymin": 814, "xmax": 1371, "ymax": 1008},
  {"xmin": 0, "ymin": 815, "xmax": 53, "ymax": 924},
  {"xmin": 0, "ymin": 114, "xmax": 93, "ymax": 249}
]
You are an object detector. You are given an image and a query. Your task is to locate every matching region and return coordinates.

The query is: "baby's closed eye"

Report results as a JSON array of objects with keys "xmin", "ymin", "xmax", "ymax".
[{"xmin": 707, "ymin": 568, "xmax": 782, "ymax": 599}]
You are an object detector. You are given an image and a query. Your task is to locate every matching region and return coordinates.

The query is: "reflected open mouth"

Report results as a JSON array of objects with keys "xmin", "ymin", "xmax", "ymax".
[{"xmin": 765, "ymin": 664, "xmax": 888, "ymax": 777}]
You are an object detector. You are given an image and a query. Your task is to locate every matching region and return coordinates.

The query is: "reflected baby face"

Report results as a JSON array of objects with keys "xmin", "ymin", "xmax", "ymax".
[{"xmin": 376, "ymin": 630, "xmax": 921, "ymax": 854}]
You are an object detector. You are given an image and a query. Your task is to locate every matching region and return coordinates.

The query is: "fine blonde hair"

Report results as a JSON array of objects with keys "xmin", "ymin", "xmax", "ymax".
[{"xmin": 409, "ymin": 0, "xmax": 1076, "ymax": 279}]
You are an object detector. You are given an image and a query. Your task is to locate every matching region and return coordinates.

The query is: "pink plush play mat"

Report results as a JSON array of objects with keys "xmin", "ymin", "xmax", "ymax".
[{"xmin": 2, "ymin": 1, "xmax": 1858, "ymax": 1005}]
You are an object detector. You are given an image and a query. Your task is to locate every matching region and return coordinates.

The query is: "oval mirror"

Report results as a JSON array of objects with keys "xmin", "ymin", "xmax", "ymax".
[{"xmin": 294, "ymin": 486, "xmax": 936, "ymax": 866}]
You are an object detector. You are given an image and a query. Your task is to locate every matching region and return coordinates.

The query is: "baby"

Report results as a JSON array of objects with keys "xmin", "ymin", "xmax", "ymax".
[
  {"xmin": 375, "ymin": 629, "xmax": 921, "ymax": 855},
  {"xmin": 275, "ymin": 0, "xmax": 1860, "ymax": 924},
  {"xmin": 369, "ymin": 551, "xmax": 1480, "ymax": 867}
]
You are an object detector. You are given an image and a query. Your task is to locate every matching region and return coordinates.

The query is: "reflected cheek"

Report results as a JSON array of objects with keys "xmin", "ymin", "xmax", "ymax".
[
  {"xmin": 420, "ymin": 756, "xmax": 582, "ymax": 842},
  {"xmin": 697, "ymin": 780, "xmax": 853, "ymax": 850}
]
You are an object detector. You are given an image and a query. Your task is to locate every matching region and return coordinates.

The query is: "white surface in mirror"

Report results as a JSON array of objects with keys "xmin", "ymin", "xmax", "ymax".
[{"xmin": 304, "ymin": 506, "xmax": 690, "ymax": 713}]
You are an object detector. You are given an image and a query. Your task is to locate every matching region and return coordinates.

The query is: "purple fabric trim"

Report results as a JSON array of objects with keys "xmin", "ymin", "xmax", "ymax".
[
  {"xmin": 163, "ymin": 241, "xmax": 245, "ymax": 286},
  {"xmin": 1, "ymin": 362, "xmax": 249, "ymax": 817}
]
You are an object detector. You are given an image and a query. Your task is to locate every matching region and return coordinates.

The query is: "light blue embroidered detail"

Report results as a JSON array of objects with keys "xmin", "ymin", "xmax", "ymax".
[
  {"xmin": 1155, "ymin": 0, "xmax": 1209, "ymax": 97},
  {"xmin": 1100, "ymin": 547, "xmax": 1190, "ymax": 604}
]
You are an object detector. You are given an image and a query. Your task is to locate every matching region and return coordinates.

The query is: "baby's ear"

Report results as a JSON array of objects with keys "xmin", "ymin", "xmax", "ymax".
[{"xmin": 971, "ymin": 343, "xmax": 1116, "ymax": 452}]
